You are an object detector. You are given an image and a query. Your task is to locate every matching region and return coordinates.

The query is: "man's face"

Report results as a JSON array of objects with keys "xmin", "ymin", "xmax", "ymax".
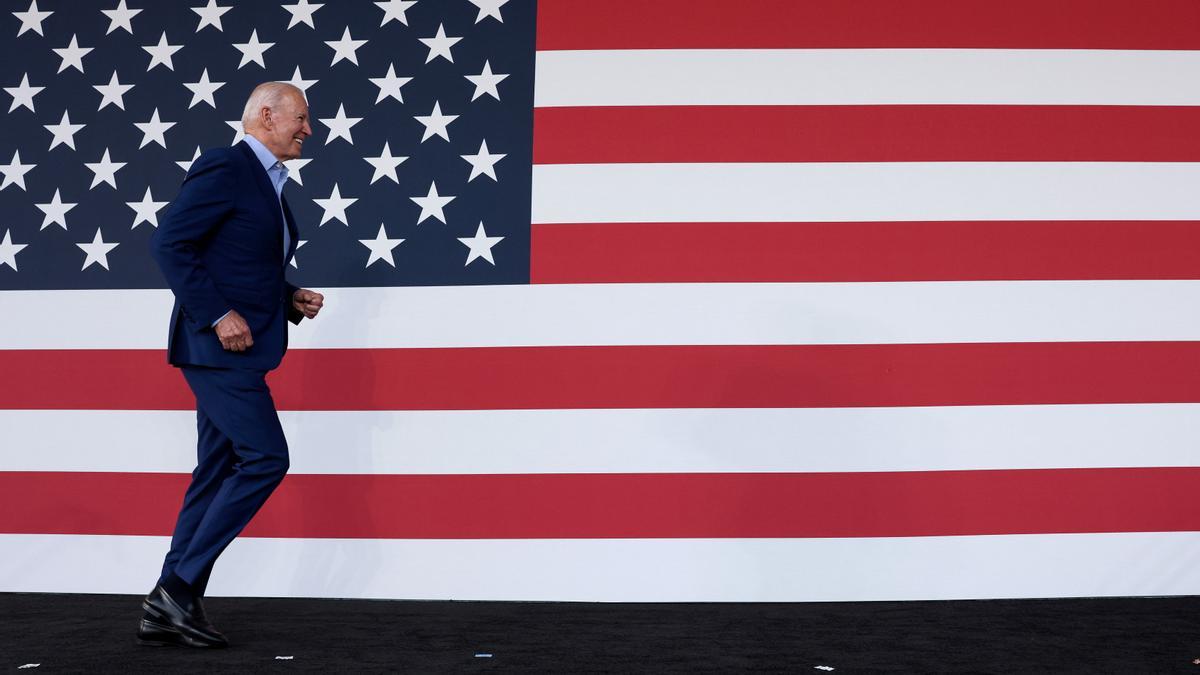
[{"xmin": 262, "ymin": 91, "xmax": 311, "ymax": 161}]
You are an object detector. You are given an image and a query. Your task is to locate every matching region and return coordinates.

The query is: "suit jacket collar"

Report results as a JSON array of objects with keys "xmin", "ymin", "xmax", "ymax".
[{"xmin": 241, "ymin": 134, "xmax": 282, "ymax": 174}]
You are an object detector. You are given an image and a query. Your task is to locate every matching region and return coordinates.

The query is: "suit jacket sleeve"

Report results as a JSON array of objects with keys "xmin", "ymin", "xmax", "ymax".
[
  {"xmin": 150, "ymin": 152, "xmax": 235, "ymax": 332},
  {"xmin": 285, "ymin": 281, "xmax": 303, "ymax": 325}
]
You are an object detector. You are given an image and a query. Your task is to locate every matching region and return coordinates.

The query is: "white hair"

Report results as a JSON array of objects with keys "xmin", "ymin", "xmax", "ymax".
[{"xmin": 241, "ymin": 82, "xmax": 303, "ymax": 129}]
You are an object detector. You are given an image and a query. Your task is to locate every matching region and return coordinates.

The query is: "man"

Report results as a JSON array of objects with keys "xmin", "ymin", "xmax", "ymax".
[{"xmin": 140, "ymin": 82, "xmax": 325, "ymax": 648}]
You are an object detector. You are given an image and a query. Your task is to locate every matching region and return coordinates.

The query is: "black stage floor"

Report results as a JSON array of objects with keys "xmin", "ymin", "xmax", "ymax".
[{"xmin": 1, "ymin": 593, "xmax": 1197, "ymax": 672}]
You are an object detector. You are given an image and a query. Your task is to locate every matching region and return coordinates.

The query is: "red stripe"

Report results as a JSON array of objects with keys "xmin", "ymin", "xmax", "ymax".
[
  {"xmin": 531, "ymin": 221, "xmax": 1200, "ymax": 284},
  {"xmin": 2, "ymin": 468, "xmax": 1197, "ymax": 538},
  {"xmin": 4, "ymin": 342, "xmax": 1200, "ymax": 410},
  {"xmin": 536, "ymin": 0, "xmax": 1200, "ymax": 50},
  {"xmin": 532, "ymin": 106, "xmax": 1200, "ymax": 164}
]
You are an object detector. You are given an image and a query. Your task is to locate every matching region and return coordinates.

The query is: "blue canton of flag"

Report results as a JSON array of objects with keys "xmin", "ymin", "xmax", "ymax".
[{"xmin": 0, "ymin": 0, "xmax": 535, "ymax": 290}]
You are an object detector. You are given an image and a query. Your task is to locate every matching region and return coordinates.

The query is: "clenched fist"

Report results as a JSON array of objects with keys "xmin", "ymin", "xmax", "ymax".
[
  {"xmin": 215, "ymin": 310, "xmax": 254, "ymax": 352},
  {"xmin": 292, "ymin": 288, "xmax": 324, "ymax": 319}
]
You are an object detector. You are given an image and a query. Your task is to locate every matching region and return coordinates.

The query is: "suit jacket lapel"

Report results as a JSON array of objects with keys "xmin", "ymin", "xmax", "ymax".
[{"xmin": 282, "ymin": 196, "xmax": 299, "ymax": 263}]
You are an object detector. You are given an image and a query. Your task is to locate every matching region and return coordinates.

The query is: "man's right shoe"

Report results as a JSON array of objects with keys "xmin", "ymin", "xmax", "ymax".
[
  {"xmin": 136, "ymin": 615, "xmax": 187, "ymax": 647},
  {"xmin": 141, "ymin": 584, "xmax": 229, "ymax": 648}
]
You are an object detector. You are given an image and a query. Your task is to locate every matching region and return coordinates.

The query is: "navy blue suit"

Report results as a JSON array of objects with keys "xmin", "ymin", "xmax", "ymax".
[{"xmin": 149, "ymin": 140, "xmax": 303, "ymax": 593}]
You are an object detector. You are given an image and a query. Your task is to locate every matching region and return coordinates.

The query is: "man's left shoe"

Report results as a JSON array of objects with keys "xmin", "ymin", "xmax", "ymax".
[{"xmin": 141, "ymin": 584, "xmax": 229, "ymax": 648}]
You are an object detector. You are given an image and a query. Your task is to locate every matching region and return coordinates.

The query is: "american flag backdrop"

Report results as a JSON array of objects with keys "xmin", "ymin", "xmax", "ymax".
[{"xmin": 2, "ymin": 0, "xmax": 1200, "ymax": 601}]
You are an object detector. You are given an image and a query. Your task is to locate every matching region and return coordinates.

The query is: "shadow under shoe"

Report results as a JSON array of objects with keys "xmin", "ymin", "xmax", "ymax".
[{"xmin": 141, "ymin": 584, "xmax": 229, "ymax": 648}]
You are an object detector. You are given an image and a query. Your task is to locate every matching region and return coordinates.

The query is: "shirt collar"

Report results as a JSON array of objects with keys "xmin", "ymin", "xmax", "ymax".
[{"xmin": 242, "ymin": 134, "xmax": 284, "ymax": 174}]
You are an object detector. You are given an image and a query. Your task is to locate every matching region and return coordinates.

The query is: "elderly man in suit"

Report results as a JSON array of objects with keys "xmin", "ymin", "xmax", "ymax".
[{"xmin": 140, "ymin": 82, "xmax": 324, "ymax": 648}]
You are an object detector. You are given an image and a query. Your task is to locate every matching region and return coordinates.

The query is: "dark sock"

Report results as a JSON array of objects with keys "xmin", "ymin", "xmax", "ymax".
[{"xmin": 160, "ymin": 572, "xmax": 195, "ymax": 604}]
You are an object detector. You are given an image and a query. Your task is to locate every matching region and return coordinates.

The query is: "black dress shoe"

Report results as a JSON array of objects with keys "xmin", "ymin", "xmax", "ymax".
[
  {"xmin": 136, "ymin": 615, "xmax": 187, "ymax": 647},
  {"xmin": 141, "ymin": 584, "xmax": 229, "ymax": 648}
]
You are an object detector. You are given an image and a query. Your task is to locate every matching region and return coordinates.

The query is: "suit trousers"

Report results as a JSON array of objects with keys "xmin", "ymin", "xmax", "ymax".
[{"xmin": 159, "ymin": 365, "xmax": 290, "ymax": 594}]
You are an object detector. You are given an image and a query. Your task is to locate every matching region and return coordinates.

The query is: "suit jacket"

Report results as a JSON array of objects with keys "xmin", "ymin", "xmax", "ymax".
[{"xmin": 151, "ymin": 140, "xmax": 303, "ymax": 371}]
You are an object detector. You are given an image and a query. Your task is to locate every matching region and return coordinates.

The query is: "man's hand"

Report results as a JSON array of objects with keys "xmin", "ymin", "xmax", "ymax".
[
  {"xmin": 215, "ymin": 310, "xmax": 254, "ymax": 352},
  {"xmin": 292, "ymin": 288, "xmax": 324, "ymax": 319}
]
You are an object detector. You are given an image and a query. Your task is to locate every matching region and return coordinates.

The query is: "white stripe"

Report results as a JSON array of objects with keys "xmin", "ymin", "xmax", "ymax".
[
  {"xmin": 5, "ymin": 532, "xmax": 1200, "ymax": 601},
  {"xmin": 4, "ymin": 404, "xmax": 1200, "ymax": 474},
  {"xmin": 4, "ymin": 280, "xmax": 1200, "ymax": 349},
  {"xmin": 534, "ymin": 49, "xmax": 1200, "ymax": 107},
  {"xmin": 532, "ymin": 162, "xmax": 1200, "ymax": 224},
  {"xmin": 0, "ymin": 288, "xmax": 173, "ymax": 350}
]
